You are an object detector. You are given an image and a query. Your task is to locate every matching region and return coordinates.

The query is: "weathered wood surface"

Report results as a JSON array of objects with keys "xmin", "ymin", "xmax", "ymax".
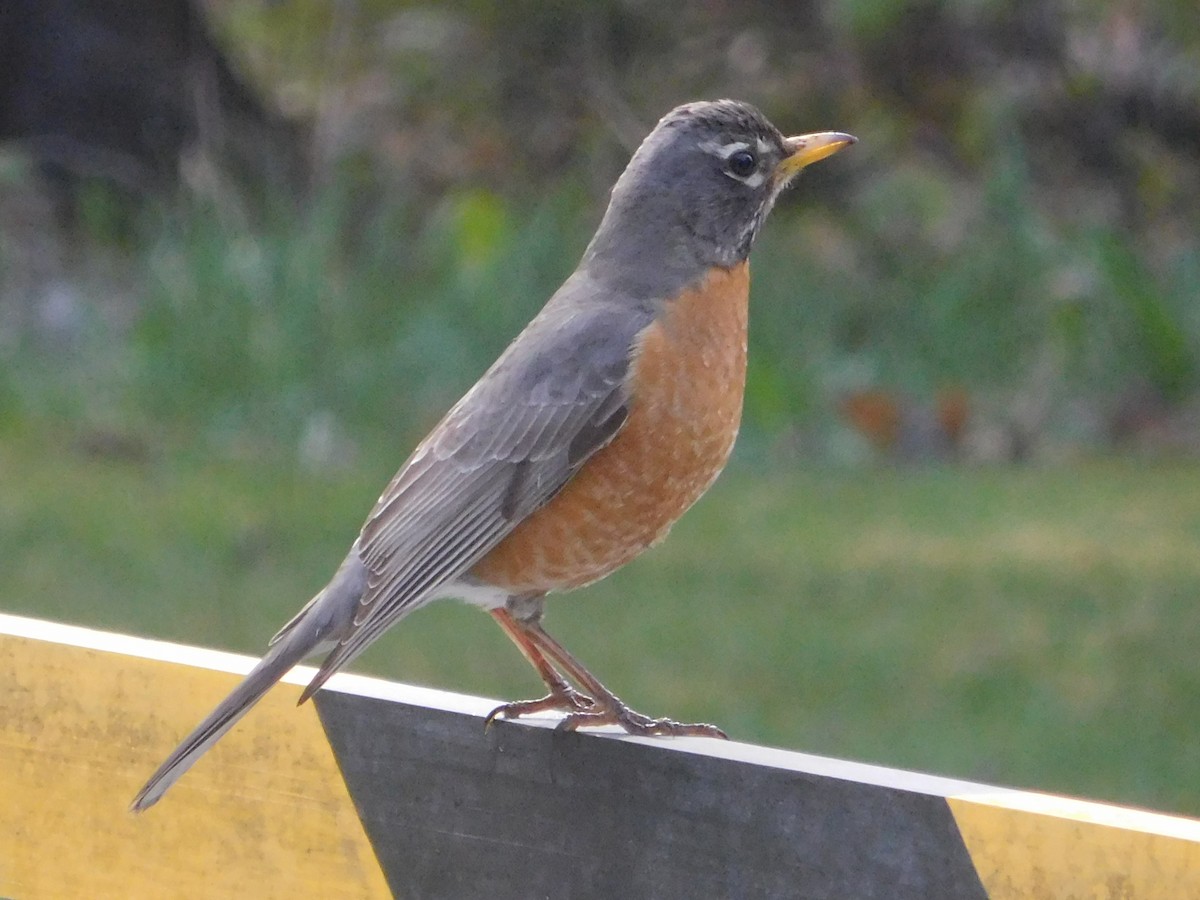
[{"xmin": 2, "ymin": 612, "xmax": 1198, "ymax": 899}]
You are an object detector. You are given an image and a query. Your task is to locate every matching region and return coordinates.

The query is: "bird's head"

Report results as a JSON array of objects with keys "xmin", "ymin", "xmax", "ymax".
[{"xmin": 585, "ymin": 99, "xmax": 855, "ymax": 289}]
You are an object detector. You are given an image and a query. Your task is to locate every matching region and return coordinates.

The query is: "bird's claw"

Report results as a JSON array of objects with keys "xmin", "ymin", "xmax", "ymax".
[
  {"xmin": 558, "ymin": 700, "xmax": 728, "ymax": 739},
  {"xmin": 484, "ymin": 686, "xmax": 595, "ymax": 730}
]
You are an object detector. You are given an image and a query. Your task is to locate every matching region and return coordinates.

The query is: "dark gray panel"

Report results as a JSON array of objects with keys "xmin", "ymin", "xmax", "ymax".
[{"xmin": 314, "ymin": 691, "xmax": 987, "ymax": 900}]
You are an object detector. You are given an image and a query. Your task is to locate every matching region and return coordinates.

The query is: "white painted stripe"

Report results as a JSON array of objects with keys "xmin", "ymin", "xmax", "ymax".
[
  {"xmin": 4, "ymin": 611, "xmax": 1199, "ymax": 842},
  {"xmin": 0, "ymin": 611, "xmax": 497, "ymax": 718}
]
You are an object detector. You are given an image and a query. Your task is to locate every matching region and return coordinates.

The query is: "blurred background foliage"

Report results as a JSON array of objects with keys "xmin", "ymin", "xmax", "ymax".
[
  {"xmin": 4, "ymin": 0, "xmax": 1200, "ymax": 460},
  {"xmin": 2, "ymin": 0, "xmax": 1200, "ymax": 815}
]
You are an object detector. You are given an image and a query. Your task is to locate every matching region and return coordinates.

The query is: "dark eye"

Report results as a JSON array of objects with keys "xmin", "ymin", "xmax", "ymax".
[{"xmin": 727, "ymin": 149, "xmax": 757, "ymax": 178}]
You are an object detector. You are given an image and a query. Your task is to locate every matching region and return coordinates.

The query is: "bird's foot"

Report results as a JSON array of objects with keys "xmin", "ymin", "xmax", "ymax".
[
  {"xmin": 484, "ymin": 685, "xmax": 595, "ymax": 730},
  {"xmin": 558, "ymin": 696, "xmax": 728, "ymax": 739}
]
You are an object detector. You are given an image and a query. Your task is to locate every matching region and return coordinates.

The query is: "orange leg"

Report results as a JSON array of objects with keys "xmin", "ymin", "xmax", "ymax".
[
  {"xmin": 484, "ymin": 608, "xmax": 594, "ymax": 728},
  {"xmin": 500, "ymin": 613, "xmax": 728, "ymax": 740}
]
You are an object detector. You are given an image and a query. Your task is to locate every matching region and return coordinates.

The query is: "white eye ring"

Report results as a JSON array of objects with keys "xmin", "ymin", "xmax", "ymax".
[
  {"xmin": 700, "ymin": 139, "xmax": 751, "ymax": 159},
  {"xmin": 700, "ymin": 138, "xmax": 767, "ymax": 187}
]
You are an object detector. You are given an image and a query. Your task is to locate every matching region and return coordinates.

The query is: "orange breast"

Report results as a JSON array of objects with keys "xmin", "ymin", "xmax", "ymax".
[{"xmin": 472, "ymin": 262, "xmax": 749, "ymax": 594}]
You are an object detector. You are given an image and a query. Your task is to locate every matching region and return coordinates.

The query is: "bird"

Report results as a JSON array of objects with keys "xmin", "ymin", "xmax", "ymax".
[{"xmin": 131, "ymin": 99, "xmax": 855, "ymax": 811}]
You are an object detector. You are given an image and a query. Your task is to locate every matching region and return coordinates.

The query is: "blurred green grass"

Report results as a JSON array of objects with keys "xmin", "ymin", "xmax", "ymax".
[{"xmin": 4, "ymin": 421, "xmax": 1198, "ymax": 818}]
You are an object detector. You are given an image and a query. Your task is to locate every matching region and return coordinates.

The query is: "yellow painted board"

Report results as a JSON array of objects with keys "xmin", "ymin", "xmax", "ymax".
[
  {"xmin": 0, "ymin": 633, "xmax": 390, "ymax": 899},
  {"xmin": 951, "ymin": 793, "xmax": 1200, "ymax": 899}
]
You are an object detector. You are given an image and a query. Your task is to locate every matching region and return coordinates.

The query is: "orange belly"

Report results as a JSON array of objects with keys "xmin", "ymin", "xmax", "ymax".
[{"xmin": 471, "ymin": 262, "xmax": 749, "ymax": 593}]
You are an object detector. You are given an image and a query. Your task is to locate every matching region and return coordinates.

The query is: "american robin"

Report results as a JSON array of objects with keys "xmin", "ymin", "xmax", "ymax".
[{"xmin": 131, "ymin": 99, "xmax": 855, "ymax": 811}]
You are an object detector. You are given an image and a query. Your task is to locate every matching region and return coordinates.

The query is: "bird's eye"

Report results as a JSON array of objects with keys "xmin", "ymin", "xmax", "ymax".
[{"xmin": 727, "ymin": 150, "xmax": 757, "ymax": 178}]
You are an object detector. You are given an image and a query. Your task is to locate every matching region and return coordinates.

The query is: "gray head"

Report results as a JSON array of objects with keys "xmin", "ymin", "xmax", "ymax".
[{"xmin": 582, "ymin": 99, "xmax": 855, "ymax": 296}]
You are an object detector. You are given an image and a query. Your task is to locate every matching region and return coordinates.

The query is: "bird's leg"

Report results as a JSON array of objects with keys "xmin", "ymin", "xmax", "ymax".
[
  {"xmin": 484, "ymin": 607, "xmax": 594, "ymax": 729},
  {"xmin": 518, "ymin": 618, "xmax": 729, "ymax": 740}
]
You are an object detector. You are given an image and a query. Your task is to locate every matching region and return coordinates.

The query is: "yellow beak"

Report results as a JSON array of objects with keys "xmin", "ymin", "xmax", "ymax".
[{"xmin": 777, "ymin": 131, "xmax": 857, "ymax": 179}]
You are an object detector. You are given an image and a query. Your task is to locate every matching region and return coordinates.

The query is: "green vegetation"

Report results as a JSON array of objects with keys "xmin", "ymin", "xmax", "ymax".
[
  {"xmin": 5, "ymin": 422, "xmax": 1198, "ymax": 817},
  {"xmin": 9, "ymin": 166, "xmax": 1200, "ymax": 459}
]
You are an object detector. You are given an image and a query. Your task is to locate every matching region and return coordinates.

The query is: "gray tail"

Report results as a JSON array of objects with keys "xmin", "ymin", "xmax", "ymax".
[
  {"xmin": 128, "ymin": 627, "xmax": 318, "ymax": 812},
  {"xmin": 129, "ymin": 550, "xmax": 366, "ymax": 812}
]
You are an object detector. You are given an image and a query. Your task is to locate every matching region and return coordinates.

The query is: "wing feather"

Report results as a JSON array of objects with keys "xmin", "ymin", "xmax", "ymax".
[{"xmin": 301, "ymin": 277, "xmax": 656, "ymax": 695}]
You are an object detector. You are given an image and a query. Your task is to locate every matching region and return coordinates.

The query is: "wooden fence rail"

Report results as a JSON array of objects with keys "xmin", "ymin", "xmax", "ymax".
[{"xmin": 1, "ymin": 612, "xmax": 1197, "ymax": 898}]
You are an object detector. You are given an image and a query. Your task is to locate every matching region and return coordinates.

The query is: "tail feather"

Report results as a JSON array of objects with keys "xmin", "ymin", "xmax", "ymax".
[
  {"xmin": 130, "ymin": 550, "xmax": 367, "ymax": 812},
  {"xmin": 129, "ymin": 629, "xmax": 322, "ymax": 812}
]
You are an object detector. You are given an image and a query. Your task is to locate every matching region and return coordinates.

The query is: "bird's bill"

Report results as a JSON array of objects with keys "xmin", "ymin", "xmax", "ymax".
[{"xmin": 777, "ymin": 132, "xmax": 857, "ymax": 178}]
